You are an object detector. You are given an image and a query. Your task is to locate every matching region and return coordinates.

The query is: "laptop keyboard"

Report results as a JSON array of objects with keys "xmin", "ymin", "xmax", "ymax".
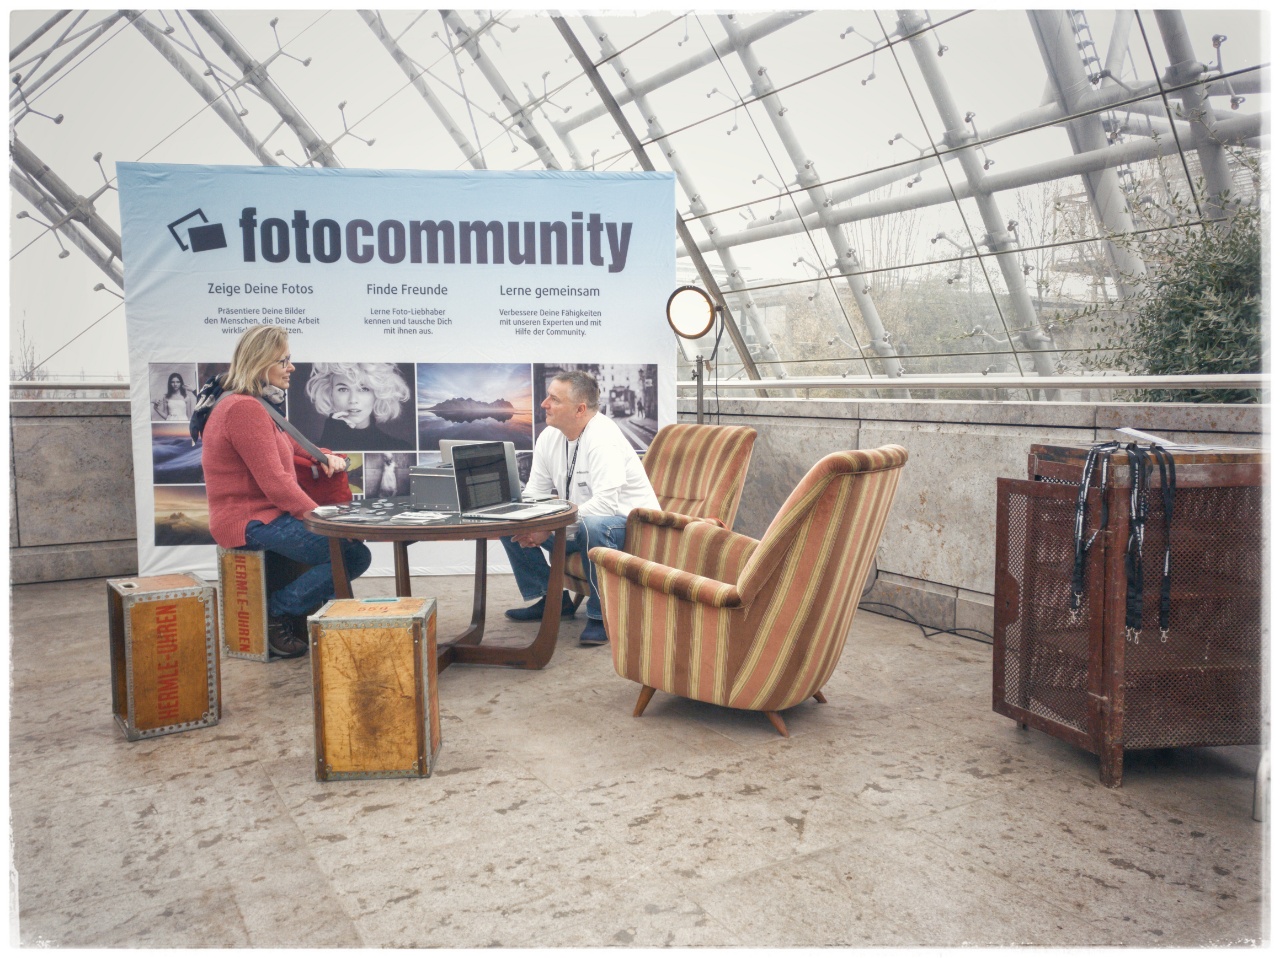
[{"xmin": 482, "ymin": 503, "xmax": 529, "ymax": 515}]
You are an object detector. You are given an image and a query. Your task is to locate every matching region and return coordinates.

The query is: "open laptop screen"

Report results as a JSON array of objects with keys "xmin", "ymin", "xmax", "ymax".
[{"xmin": 452, "ymin": 442, "xmax": 513, "ymax": 512}]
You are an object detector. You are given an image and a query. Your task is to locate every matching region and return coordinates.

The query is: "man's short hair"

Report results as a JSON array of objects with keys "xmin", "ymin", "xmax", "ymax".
[{"xmin": 552, "ymin": 370, "xmax": 600, "ymax": 410}]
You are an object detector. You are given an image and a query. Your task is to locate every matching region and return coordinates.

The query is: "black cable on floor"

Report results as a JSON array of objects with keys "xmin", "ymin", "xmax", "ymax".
[{"xmin": 858, "ymin": 599, "xmax": 994, "ymax": 646}]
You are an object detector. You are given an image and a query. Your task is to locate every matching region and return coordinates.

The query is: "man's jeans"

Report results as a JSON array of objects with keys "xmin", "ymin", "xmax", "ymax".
[
  {"xmin": 244, "ymin": 514, "xmax": 372, "ymax": 619},
  {"xmin": 501, "ymin": 514, "xmax": 626, "ymax": 620}
]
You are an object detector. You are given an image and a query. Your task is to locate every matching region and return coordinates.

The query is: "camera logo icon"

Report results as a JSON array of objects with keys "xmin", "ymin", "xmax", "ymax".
[{"xmin": 167, "ymin": 209, "xmax": 227, "ymax": 253}]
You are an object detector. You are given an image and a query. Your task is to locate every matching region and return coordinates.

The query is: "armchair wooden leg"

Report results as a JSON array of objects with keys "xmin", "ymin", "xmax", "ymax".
[
  {"xmin": 634, "ymin": 685, "xmax": 657, "ymax": 717},
  {"xmin": 764, "ymin": 711, "xmax": 789, "ymax": 737},
  {"xmin": 813, "ymin": 690, "xmax": 827, "ymax": 704},
  {"xmin": 570, "ymin": 592, "xmax": 586, "ymax": 612}
]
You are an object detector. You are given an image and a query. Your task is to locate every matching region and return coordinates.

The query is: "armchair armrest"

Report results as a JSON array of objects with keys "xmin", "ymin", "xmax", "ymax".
[
  {"xmin": 624, "ymin": 507, "xmax": 759, "ymax": 580},
  {"xmin": 588, "ymin": 547, "xmax": 743, "ymax": 608},
  {"xmin": 625, "ymin": 508, "xmax": 718, "ymax": 570}
]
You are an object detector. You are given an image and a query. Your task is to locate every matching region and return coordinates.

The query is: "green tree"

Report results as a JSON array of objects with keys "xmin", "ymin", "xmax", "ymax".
[{"xmin": 1108, "ymin": 199, "xmax": 1262, "ymax": 403}]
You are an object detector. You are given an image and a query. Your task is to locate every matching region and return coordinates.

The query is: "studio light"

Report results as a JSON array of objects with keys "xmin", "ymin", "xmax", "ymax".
[{"xmin": 666, "ymin": 285, "xmax": 719, "ymax": 423}]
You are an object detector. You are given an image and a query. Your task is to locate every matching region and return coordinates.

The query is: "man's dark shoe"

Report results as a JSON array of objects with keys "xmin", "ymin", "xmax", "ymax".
[
  {"xmin": 505, "ymin": 591, "xmax": 576, "ymax": 622},
  {"xmin": 267, "ymin": 616, "xmax": 308, "ymax": 659},
  {"xmin": 579, "ymin": 619, "xmax": 608, "ymax": 646}
]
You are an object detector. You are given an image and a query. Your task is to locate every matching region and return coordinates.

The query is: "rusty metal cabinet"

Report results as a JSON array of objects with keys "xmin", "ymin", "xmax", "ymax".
[{"xmin": 993, "ymin": 443, "xmax": 1263, "ymax": 787}]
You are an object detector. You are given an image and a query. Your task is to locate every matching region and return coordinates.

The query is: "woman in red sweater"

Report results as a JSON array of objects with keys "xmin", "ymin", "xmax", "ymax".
[{"xmin": 203, "ymin": 325, "xmax": 371, "ymax": 658}]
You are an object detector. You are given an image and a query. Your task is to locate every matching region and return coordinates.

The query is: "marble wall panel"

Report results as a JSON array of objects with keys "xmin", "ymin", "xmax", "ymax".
[
  {"xmin": 732, "ymin": 416, "xmax": 863, "ymax": 540},
  {"xmin": 858, "ymin": 418, "xmax": 1095, "ymax": 595},
  {"xmin": 10, "ymin": 542, "xmax": 139, "ymax": 586},
  {"xmin": 11, "ymin": 409, "xmax": 136, "ymax": 547},
  {"xmin": 10, "ymin": 401, "xmax": 137, "ymax": 582}
]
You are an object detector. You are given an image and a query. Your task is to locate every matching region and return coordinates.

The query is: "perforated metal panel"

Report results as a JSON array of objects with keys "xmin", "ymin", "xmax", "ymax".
[
  {"xmin": 994, "ymin": 482, "xmax": 1095, "ymax": 741},
  {"xmin": 1120, "ymin": 484, "xmax": 1262, "ymax": 749}
]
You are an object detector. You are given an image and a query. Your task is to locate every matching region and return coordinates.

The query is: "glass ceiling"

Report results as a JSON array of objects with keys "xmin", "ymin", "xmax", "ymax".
[{"xmin": 8, "ymin": 9, "xmax": 1268, "ymax": 391}]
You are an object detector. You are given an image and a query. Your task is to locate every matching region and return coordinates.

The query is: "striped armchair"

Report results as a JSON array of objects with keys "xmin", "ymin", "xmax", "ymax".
[
  {"xmin": 588, "ymin": 445, "xmax": 908, "ymax": 736},
  {"xmin": 564, "ymin": 423, "xmax": 757, "ymax": 602}
]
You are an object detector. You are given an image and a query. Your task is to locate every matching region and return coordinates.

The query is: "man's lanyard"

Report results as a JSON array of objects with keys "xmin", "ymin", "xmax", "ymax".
[{"xmin": 563, "ymin": 436, "xmax": 581, "ymax": 501}]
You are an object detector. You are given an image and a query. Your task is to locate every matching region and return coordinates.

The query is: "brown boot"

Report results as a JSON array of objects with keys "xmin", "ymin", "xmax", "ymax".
[{"xmin": 267, "ymin": 617, "xmax": 308, "ymax": 659}]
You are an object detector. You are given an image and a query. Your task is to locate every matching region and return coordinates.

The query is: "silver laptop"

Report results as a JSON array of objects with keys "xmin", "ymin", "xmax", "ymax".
[
  {"xmin": 453, "ymin": 442, "xmax": 568, "ymax": 521},
  {"xmin": 439, "ymin": 439, "xmax": 524, "ymax": 496}
]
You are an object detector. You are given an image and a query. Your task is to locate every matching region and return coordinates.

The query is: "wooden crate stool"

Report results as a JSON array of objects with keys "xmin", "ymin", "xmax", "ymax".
[
  {"xmin": 309, "ymin": 597, "xmax": 440, "ymax": 781},
  {"xmin": 217, "ymin": 547, "xmax": 308, "ymax": 661},
  {"xmin": 107, "ymin": 573, "xmax": 221, "ymax": 741}
]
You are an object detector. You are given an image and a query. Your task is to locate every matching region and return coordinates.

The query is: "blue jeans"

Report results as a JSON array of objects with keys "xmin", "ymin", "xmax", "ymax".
[
  {"xmin": 501, "ymin": 514, "xmax": 627, "ymax": 620},
  {"xmin": 244, "ymin": 514, "xmax": 372, "ymax": 619}
]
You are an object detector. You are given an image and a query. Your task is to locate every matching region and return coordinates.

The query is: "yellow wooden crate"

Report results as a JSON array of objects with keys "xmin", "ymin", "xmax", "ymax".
[
  {"xmin": 106, "ymin": 573, "xmax": 221, "ymax": 741},
  {"xmin": 309, "ymin": 597, "xmax": 440, "ymax": 781},
  {"xmin": 217, "ymin": 548, "xmax": 310, "ymax": 662},
  {"xmin": 217, "ymin": 547, "xmax": 270, "ymax": 662}
]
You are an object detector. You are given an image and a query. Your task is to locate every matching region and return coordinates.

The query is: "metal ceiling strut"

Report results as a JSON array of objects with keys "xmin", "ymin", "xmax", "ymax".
[
  {"xmin": 577, "ymin": 13, "xmax": 783, "ymax": 380},
  {"xmin": 440, "ymin": 9, "xmax": 562, "ymax": 170},
  {"xmin": 187, "ymin": 9, "xmax": 342, "ymax": 167},
  {"xmin": 1029, "ymin": 9, "xmax": 1146, "ymax": 296},
  {"xmin": 10, "ymin": 137, "xmax": 123, "ymax": 287},
  {"xmin": 127, "ymin": 11, "xmax": 279, "ymax": 167},
  {"xmin": 718, "ymin": 13, "xmax": 906, "ymax": 385},
  {"xmin": 899, "ymin": 10, "xmax": 1061, "ymax": 385},
  {"xmin": 552, "ymin": 14, "xmax": 764, "ymax": 385},
  {"xmin": 357, "ymin": 9, "xmax": 486, "ymax": 169}
]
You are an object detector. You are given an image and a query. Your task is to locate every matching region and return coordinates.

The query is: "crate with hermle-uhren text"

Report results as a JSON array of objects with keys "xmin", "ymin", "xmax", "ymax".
[{"xmin": 107, "ymin": 574, "xmax": 222, "ymax": 741}]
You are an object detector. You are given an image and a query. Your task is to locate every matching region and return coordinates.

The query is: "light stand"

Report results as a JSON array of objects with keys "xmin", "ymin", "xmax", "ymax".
[{"xmin": 666, "ymin": 285, "xmax": 718, "ymax": 424}]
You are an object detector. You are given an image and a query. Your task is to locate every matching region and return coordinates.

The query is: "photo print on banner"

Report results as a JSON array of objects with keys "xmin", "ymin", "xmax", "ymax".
[
  {"xmin": 149, "ymin": 361, "xmax": 212, "ymax": 545},
  {"xmin": 363, "ymin": 452, "xmax": 415, "ymax": 498},
  {"xmin": 154, "ymin": 485, "xmax": 212, "ymax": 547},
  {"xmin": 288, "ymin": 361, "xmax": 417, "ymax": 453},
  {"xmin": 150, "ymin": 363, "xmax": 199, "ymax": 422},
  {"xmin": 533, "ymin": 362, "xmax": 658, "ymax": 452},
  {"xmin": 416, "ymin": 363, "xmax": 534, "ymax": 451}
]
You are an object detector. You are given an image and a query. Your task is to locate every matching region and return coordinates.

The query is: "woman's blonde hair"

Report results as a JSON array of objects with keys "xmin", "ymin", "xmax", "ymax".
[{"xmin": 223, "ymin": 325, "xmax": 289, "ymax": 396}]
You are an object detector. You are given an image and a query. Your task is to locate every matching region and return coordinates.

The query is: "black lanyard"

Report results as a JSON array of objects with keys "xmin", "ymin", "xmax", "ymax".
[
  {"xmin": 1069, "ymin": 441, "xmax": 1176, "ymax": 643},
  {"xmin": 563, "ymin": 437, "xmax": 580, "ymax": 501},
  {"xmin": 1070, "ymin": 441, "xmax": 1120, "ymax": 615}
]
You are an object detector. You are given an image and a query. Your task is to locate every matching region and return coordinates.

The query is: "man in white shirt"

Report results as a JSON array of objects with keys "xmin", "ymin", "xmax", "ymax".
[{"xmin": 503, "ymin": 370, "xmax": 659, "ymax": 645}]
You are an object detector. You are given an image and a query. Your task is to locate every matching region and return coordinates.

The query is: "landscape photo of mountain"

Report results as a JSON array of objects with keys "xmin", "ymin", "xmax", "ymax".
[
  {"xmin": 154, "ymin": 485, "xmax": 213, "ymax": 546},
  {"xmin": 416, "ymin": 363, "xmax": 534, "ymax": 450}
]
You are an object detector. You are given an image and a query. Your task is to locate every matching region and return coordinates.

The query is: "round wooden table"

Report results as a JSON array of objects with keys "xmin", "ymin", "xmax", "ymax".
[{"xmin": 304, "ymin": 498, "xmax": 578, "ymax": 671}]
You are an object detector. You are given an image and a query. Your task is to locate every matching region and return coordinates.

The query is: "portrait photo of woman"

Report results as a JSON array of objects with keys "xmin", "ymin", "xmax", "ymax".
[
  {"xmin": 150, "ymin": 364, "xmax": 198, "ymax": 422},
  {"xmin": 289, "ymin": 361, "xmax": 416, "ymax": 452}
]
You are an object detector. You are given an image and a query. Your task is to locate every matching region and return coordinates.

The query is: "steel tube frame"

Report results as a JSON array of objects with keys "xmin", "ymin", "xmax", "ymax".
[
  {"xmin": 898, "ymin": 9, "xmax": 1060, "ymax": 382},
  {"xmin": 741, "ymin": 67, "xmax": 1264, "ymax": 230},
  {"xmin": 9, "ymin": 9, "xmax": 72, "ymax": 62},
  {"xmin": 553, "ymin": 15, "xmax": 769, "ymax": 389},
  {"xmin": 578, "ymin": 13, "xmax": 783, "ymax": 380},
  {"xmin": 358, "ymin": 9, "xmax": 486, "ymax": 169},
  {"xmin": 441, "ymin": 9, "xmax": 562, "ymax": 170},
  {"xmin": 129, "ymin": 11, "xmax": 278, "ymax": 167},
  {"xmin": 692, "ymin": 112, "xmax": 1261, "ymax": 257},
  {"xmin": 10, "ymin": 169, "xmax": 124, "ymax": 287},
  {"xmin": 1029, "ymin": 9, "xmax": 1145, "ymax": 295},
  {"xmin": 718, "ymin": 13, "xmax": 906, "ymax": 383},
  {"xmin": 1153, "ymin": 10, "xmax": 1235, "ymax": 217},
  {"xmin": 11, "ymin": 138, "xmax": 122, "ymax": 264},
  {"xmin": 188, "ymin": 10, "xmax": 341, "ymax": 168},
  {"xmin": 557, "ymin": 12, "xmax": 807, "ymax": 134}
]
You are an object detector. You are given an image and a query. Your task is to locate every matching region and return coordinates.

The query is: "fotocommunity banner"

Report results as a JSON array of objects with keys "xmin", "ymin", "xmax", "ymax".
[{"xmin": 119, "ymin": 163, "xmax": 676, "ymax": 578}]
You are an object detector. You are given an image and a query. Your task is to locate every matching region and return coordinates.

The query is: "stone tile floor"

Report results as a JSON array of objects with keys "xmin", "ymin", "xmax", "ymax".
[{"xmin": 8, "ymin": 574, "xmax": 1268, "ymax": 947}]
